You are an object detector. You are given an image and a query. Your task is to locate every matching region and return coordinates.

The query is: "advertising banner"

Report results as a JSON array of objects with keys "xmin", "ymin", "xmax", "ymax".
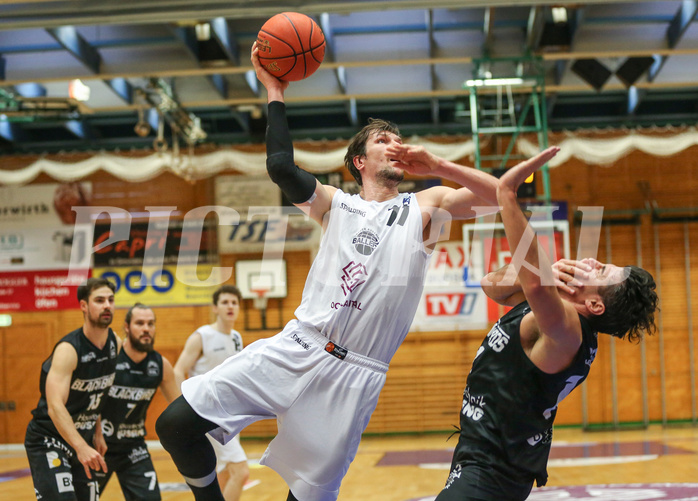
[
  {"xmin": 411, "ymin": 241, "xmax": 489, "ymax": 331},
  {"xmin": 0, "ymin": 269, "xmax": 90, "ymax": 312},
  {"xmin": 92, "ymin": 265, "xmax": 222, "ymax": 307}
]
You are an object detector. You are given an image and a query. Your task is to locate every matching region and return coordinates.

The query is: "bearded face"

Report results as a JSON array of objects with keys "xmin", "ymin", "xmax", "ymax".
[{"xmin": 125, "ymin": 307, "xmax": 156, "ymax": 353}]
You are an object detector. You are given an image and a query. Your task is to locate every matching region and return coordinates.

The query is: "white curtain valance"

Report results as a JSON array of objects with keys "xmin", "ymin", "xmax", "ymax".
[
  {"xmin": 2, "ymin": 128, "xmax": 698, "ymax": 185},
  {"xmin": 517, "ymin": 127, "xmax": 698, "ymax": 167}
]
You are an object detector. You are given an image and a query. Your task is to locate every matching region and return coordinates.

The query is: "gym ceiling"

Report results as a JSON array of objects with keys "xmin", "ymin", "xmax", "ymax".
[{"xmin": 1, "ymin": 0, "xmax": 697, "ymax": 154}]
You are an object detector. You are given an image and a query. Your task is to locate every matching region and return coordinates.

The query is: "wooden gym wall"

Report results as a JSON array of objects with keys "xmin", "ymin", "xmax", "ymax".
[{"xmin": 0, "ymin": 140, "xmax": 697, "ymax": 443}]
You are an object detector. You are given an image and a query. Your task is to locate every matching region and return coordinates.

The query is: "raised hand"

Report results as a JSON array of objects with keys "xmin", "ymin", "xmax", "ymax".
[
  {"xmin": 385, "ymin": 143, "xmax": 439, "ymax": 176},
  {"xmin": 499, "ymin": 146, "xmax": 560, "ymax": 194}
]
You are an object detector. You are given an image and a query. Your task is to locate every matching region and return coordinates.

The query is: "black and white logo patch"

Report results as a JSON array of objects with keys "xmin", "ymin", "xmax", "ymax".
[
  {"xmin": 146, "ymin": 360, "xmax": 159, "ymax": 377},
  {"xmin": 352, "ymin": 228, "xmax": 379, "ymax": 256}
]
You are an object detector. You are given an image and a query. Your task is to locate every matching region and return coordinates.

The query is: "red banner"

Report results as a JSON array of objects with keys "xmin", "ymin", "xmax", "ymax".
[{"xmin": 0, "ymin": 269, "xmax": 91, "ymax": 312}]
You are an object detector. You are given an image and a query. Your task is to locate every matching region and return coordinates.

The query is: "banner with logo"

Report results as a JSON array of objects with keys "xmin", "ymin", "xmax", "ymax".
[
  {"xmin": 0, "ymin": 269, "xmax": 90, "ymax": 312},
  {"xmin": 0, "ymin": 182, "xmax": 91, "ymax": 227},
  {"xmin": 92, "ymin": 219, "xmax": 217, "ymax": 268},
  {"xmin": 92, "ymin": 265, "xmax": 223, "ymax": 307},
  {"xmin": 0, "ymin": 224, "xmax": 93, "ymax": 272},
  {"xmin": 411, "ymin": 241, "xmax": 489, "ymax": 331}
]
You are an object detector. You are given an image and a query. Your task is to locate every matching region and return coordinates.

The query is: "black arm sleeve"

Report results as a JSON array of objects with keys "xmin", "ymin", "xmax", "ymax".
[{"xmin": 266, "ymin": 101, "xmax": 317, "ymax": 204}]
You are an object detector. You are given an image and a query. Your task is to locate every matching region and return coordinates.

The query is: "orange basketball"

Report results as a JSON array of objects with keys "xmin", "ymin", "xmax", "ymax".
[{"xmin": 257, "ymin": 12, "xmax": 326, "ymax": 82}]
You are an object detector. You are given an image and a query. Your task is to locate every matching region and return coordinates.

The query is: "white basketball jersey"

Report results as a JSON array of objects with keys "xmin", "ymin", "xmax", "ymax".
[
  {"xmin": 189, "ymin": 324, "xmax": 244, "ymax": 377},
  {"xmin": 294, "ymin": 190, "xmax": 431, "ymax": 363}
]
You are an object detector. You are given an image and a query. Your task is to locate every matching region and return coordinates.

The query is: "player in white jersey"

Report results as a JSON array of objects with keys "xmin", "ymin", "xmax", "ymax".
[
  {"xmin": 156, "ymin": 43, "xmax": 559, "ymax": 501},
  {"xmin": 173, "ymin": 285, "xmax": 249, "ymax": 501}
]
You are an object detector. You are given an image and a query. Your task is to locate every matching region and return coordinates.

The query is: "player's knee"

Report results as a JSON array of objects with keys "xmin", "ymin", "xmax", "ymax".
[{"xmin": 155, "ymin": 400, "xmax": 181, "ymax": 450}]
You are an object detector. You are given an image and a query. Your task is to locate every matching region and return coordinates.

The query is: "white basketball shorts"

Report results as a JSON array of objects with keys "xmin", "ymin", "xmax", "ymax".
[
  {"xmin": 181, "ymin": 319, "xmax": 388, "ymax": 501},
  {"xmin": 206, "ymin": 433, "xmax": 247, "ymax": 472}
]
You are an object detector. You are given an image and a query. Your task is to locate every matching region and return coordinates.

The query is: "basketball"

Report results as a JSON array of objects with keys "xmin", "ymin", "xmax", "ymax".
[{"xmin": 257, "ymin": 12, "xmax": 326, "ymax": 82}]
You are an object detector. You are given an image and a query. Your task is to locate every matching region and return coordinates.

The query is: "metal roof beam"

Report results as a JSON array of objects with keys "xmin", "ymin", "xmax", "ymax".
[
  {"xmin": 105, "ymin": 77, "xmax": 134, "ymax": 104},
  {"xmin": 64, "ymin": 119, "xmax": 100, "ymax": 140},
  {"xmin": 46, "ymin": 26, "xmax": 100, "ymax": 74},
  {"xmin": 0, "ymin": 121, "xmax": 28, "ymax": 143},
  {"xmin": 170, "ymin": 25, "xmax": 228, "ymax": 99},
  {"xmin": 426, "ymin": 9, "xmax": 439, "ymax": 125},
  {"xmin": 483, "ymin": 7, "xmax": 495, "ymax": 57},
  {"xmin": 210, "ymin": 17, "xmax": 240, "ymax": 66},
  {"xmin": 319, "ymin": 13, "xmax": 356, "ymax": 127},
  {"xmin": 649, "ymin": 0, "xmax": 698, "ymax": 82},
  {"xmin": 13, "ymin": 83, "xmax": 46, "ymax": 97},
  {"xmin": 526, "ymin": 6, "xmax": 545, "ymax": 52}
]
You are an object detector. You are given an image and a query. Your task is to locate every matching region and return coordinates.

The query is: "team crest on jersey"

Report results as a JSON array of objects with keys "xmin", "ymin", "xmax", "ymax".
[
  {"xmin": 341, "ymin": 261, "xmax": 368, "ymax": 296},
  {"xmin": 147, "ymin": 360, "xmax": 160, "ymax": 377},
  {"xmin": 110, "ymin": 340, "xmax": 117, "ymax": 358},
  {"xmin": 352, "ymin": 228, "xmax": 379, "ymax": 256}
]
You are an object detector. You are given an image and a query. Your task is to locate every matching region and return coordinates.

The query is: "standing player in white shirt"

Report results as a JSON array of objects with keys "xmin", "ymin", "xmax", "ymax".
[{"xmin": 173, "ymin": 285, "xmax": 248, "ymax": 501}]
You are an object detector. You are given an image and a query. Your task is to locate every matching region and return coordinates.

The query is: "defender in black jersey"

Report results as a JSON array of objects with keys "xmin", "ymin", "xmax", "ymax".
[
  {"xmin": 436, "ymin": 154, "xmax": 658, "ymax": 501},
  {"xmin": 95, "ymin": 303, "xmax": 179, "ymax": 501},
  {"xmin": 25, "ymin": 277, "xmax": 121, "ymax": 501}
]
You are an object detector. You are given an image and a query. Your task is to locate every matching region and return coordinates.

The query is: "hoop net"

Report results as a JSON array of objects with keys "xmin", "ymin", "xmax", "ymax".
[{"xmin": 251, "ymin": 289, "xmax": 269, "ymax": 310}]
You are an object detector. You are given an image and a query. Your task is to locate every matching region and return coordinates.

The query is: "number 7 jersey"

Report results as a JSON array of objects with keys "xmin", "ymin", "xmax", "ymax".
[{"xmin": 99, "ymin": 349, "xmax": 164, "ymax": 443}]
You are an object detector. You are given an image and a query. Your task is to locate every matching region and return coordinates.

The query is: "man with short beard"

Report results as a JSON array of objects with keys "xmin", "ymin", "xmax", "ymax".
[
  {"xmin": 95, "ymin": 303, "xmax": 179, "ymax": 500},
  {"xmin": 25, "ymin": 277, "xmax": 121, "ymax": 500}
]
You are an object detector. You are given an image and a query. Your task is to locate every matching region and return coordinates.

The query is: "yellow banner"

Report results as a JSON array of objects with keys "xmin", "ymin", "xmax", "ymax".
[{"xmin": 93, "ymin": 265, "xmax": 225, "ymax": 307}]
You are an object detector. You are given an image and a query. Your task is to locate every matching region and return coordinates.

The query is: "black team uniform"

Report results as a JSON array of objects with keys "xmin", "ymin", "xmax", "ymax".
[
  {"xmin": 95, "ymin": 349, "xmax": 164, "ymax": 500},
  {"xmin": 25, "ymin": 327, "xmax": 118, "ymax": 500},
  {"xmin": 437, "ymin": 301, "xmax": 598, "ymax": 501}
]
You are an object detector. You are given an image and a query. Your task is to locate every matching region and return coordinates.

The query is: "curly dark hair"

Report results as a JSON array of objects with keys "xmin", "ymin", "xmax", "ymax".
[
  {"xmin": 344, "ymin": 118, "xmax": 400, "ymax": 186},
  {"xmin": 586, "ymin": 266, "xmax": 658, "ymax": 342}
]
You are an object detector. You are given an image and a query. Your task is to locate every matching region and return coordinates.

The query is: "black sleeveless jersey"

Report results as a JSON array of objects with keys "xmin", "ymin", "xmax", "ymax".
[
  {"xmin": 100, "ymin": 349, "xmax": 163, "ymax": 444},
  {"xmin": 30, "ymin": 327, "xmax": 118, "ymax": 440},
  {"xmin": 453, "ymin": 301, "xmax": 598, "ymax": 487}
]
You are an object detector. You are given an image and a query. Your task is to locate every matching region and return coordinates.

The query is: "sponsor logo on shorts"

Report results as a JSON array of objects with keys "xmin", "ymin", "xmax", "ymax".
[
  {"xmin": 291, "ymin": 333, "xmax": 311, "ymax": 350},
  {"xmin": 443, "ymin": 463, "xmax": 461, "ymax": 490},
  {"xmin": 46, "ymin": 451, "xmax": 62, "ymax": 469},
  {"xmin": 128, "ymin": 445, "xmax": 149, "ymax": 464},
  {"xmin": 43, "ymin": 436, "xmax": 73, "ymax": 458},
  {"xmin": 55, "ymin": 472, "xmax": 74, "ymax": 493},
  {"xmin": 527, "ymin": 428, "xmax": 553, "ymax": 446}
]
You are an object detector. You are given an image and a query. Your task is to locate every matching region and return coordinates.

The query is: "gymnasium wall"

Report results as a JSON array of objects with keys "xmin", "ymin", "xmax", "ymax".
[{"xmin": 1, "ymin": 137, "xmax": 697, "ymax": 443}]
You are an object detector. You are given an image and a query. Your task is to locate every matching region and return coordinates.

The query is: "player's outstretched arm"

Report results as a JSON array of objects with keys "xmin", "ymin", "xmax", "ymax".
[
  {"xmin": 46, "ymin": 342, "xmax": 107, "ymax": 479},
  {"xmin": 497, "ymin": 147, "xmax": 586, "ymax": 360},
  {"xmin": 388, "ymin": 143, "xmax": 499, "ymax": 219},
  {"xmin": 251, "ymin": 42, "xmax": 335, "ymax": 224}
]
